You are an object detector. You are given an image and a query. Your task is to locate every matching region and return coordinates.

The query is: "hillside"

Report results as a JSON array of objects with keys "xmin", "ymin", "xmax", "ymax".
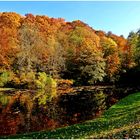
[
  {"xmin": 2, "ymin": 92, "xmax": 140, "ymax": 139},
  {"xmin": 0, "ymin": 12, "xmax": 131, "ymax": 87}
]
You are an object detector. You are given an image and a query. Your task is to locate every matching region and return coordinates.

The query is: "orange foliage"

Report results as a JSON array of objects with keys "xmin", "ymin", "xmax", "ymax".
[
  {"xmin": 57, "ymin": 79, "xmax": 73, "ymax": 88},
  {"xmin": 106, "ymin": 53, "xmax": 120, "ymax": 77},
  {"xmin": 107, "ymin": 32, "xmax": 128, "ymax": 52},
  {"xmin": 57, "ymin": 79, "xmax": 74, "ymax": 94},
  {"xmin": 0, "ymin": 12, "xmax": 20, "ymax": 69}
]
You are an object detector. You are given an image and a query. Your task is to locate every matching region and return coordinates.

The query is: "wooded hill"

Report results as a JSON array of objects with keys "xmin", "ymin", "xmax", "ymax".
[{"xmin": 0, "ymin": 12, "xmax": 139, "ymax": 87}]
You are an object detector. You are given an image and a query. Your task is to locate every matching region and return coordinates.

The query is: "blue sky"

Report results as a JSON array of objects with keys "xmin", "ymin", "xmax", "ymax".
[{"xmin": 0, "ymin": 1, "xmax": 140, "ymax": 38}]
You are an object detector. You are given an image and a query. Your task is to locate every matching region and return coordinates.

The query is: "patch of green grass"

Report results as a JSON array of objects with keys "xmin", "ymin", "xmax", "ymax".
[
  {"xmin": 1, "ymin": 92, "xmax": 140, "ymax": 139},
  {"xmin": 88, "ymin": 122, "xmax": 140, "ymax": 139}
]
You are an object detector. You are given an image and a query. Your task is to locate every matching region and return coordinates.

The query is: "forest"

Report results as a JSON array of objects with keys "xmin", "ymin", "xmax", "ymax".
[{"xmin": 0, "ymin": 12, "xmax": 140, "ymax": 138}]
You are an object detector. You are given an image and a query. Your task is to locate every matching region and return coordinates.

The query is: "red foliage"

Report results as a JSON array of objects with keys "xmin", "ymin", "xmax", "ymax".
[
  {"xmin": 30, "ymin": 114, "xmax": 59, "ymax": 132},
  {"xmin": 0, "ymin": 113, "xmax": 20, "ymax": 136}
]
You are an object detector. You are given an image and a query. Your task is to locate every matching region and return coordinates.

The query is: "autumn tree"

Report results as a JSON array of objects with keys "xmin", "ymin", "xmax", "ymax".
[
  {"xmin": 0, "ymin": 12, "xmax": 21, "ymax": 70},
  {"xmin": 61, "ymin": 24, "xmax": 106, "ymax": 85},
  {"xmin": 127, "ymin": 31, "xmax": 140, "ymax": 65},
  {"xmin": 34, "ymin": 15, "xmax": 66, "ymax": 78},
  {"xmin": 45, "ymin": 38, "xmax": 65, "ymax": 78},
  {"xmin": 16, "ymin": 14, "xmax": 47, "ymax": 73},
  {"xmin": 116, "ymin": 30, "xmax": 140, "ymax": 86},
  {"xmin": 100, "ymin": 37, "xmax": 120, "ymax": 81}
]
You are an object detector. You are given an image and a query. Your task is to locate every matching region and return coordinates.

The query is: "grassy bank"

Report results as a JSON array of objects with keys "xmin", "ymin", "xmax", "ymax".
[{"xmin": 1, "ymin": 92, "xmax": 140, "ymax": 139}]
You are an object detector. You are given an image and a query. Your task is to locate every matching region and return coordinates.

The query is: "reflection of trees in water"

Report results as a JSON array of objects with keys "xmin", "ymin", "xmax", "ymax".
[
  {"xmin": 0, "ymin": 89, "xmax": 59, "ymax": 135},
  {"xmin": 31, "ymin": 89, "xmax": 60, "ymax": 131},
  {"xmin": 0, "ymin": 87, "xmax": 137, "ymax": 136},
  {"xmin": 0, "ymin": 91, "xmax": 33, "ymax": 134}
]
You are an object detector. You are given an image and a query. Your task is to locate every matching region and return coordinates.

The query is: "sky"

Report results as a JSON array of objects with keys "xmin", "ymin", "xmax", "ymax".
[{"xmin": 0, "ymin": 1, "xmax": 140, "ymax": 38}]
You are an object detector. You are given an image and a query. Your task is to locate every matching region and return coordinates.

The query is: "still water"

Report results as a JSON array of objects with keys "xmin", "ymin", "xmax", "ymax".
[{"xmin": 0, "ymin": 86, "xmax": 136, "ymax": 136}]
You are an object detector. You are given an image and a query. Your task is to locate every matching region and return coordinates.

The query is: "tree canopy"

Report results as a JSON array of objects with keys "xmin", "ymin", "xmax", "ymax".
[{"xmin": 0, "ymin": 12, "xmax": 138, "ymax": 86}]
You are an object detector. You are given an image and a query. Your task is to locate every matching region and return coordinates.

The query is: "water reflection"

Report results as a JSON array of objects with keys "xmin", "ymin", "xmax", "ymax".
[
  {"xmin": 0, "ymin": 87, "xmax": 137, "ymax": 136},
  {"xmin": 0, "ymin": 89, "xmax": 58, "ymax": 135}
]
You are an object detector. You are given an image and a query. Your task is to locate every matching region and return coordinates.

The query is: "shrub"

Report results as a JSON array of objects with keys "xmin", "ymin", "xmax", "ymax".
[
  {"xmin": 11, "ymin": 71, "xmax": 36, "ymax": 89},
  {"xmin": 35, "ymin": 72, "xmax": 57, "ymax": 90},
  {"xmin": 0, "ymin": 71, "xmax": 13, "ymax": 87}
]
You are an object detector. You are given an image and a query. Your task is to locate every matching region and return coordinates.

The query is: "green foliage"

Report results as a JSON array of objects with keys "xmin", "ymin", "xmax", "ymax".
[
  {"xmin": 33, "ymin": 72, "xmax": 57, "ymax": 105},
  {"xmin": 94, "ymin": 90, "xmax": 106, "ymax": 111},
  {"xmin": 0, "ymin": 71, "xmax": 13, "ymax": 87},
  {"xmin": 11, "ymin": 71, "xmax": 57, "ymax": 92},
  {"xmin": 0, "ymin": 93, "xmax": 11, "ymax": 106},
  {"xmin": 64, "ymin": 26, "xmax": 106, "ymax": 85},
  {"xmin": 74, "ymin": 50, "xmax": 106, "ymax": 85},
  {"xmin": 128, "ymin": 31, "xmax": 140, "ymax": 65},
  {"xmin": 35, "ymin": 72, "xmax": 56, "ymax": 90},
  {"xmin": 128, "ymin": 31, "xmax": 139, "ymax": 49},
  {"xmin": 11, "ymin": 71, "xmax": 36, "ymax": 88},
  {"xmin": 87, "ymin": 58, "xmax": 106, "ymax": 84},
  {"xmin": 100, "ymin": 36, "xmax": 121, "ymax": 80},
  {"xmin": 101, "ymin": 37, "xmax": 117, "ymax": 57},
  {"xmin": 69, "ymin": 27, "xmax": 84, "ymax": 45},
  {"xmin": 35, "ymin": 72, "xmax": 48, "ymax": 89}
]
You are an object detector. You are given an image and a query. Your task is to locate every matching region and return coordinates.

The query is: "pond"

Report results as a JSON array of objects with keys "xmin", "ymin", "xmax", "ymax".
[{"xmin": 0, "ymin": 86, "xmax": 138, "ymax": 136}]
